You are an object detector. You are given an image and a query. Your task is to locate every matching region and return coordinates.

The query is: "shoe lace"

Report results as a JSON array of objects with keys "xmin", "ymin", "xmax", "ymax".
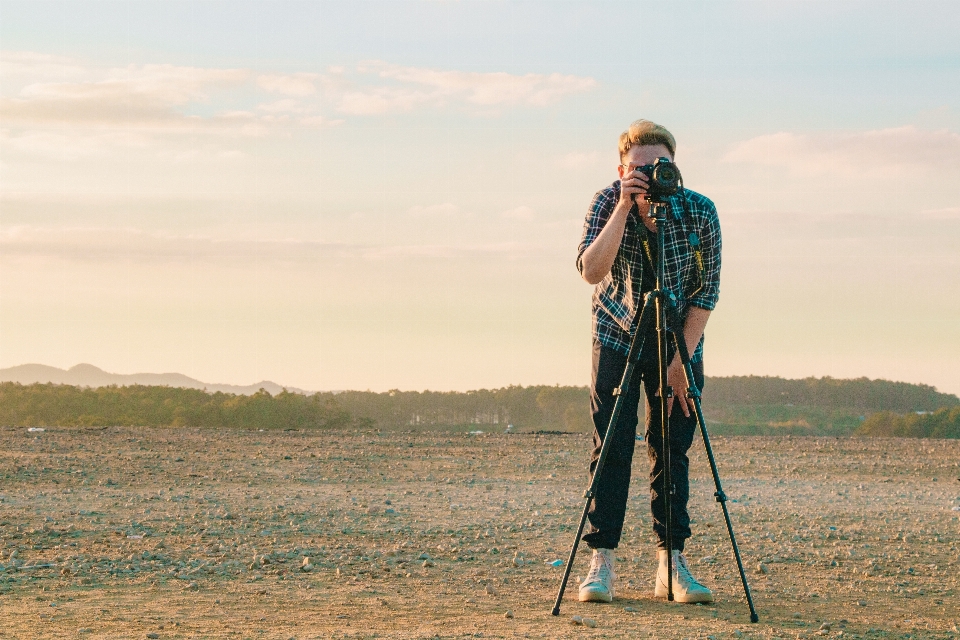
[
  {"xmin": 586, "ymin": 553, "xmax": 612, "ymax": 584},
  {"xmin": 675, "ymin": 554, "xmax": 705, "ymax": 588}
]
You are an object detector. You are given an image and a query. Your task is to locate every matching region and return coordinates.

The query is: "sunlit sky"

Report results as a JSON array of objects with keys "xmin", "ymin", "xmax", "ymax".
[{"xmin": 1, "ymin": 1, "xmax": 958, "ymax": 394}]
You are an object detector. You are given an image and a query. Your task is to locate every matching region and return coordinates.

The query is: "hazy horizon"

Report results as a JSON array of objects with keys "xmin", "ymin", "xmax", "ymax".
[{"xmin": 2, "ymin": 1, "xmax": 959, "ymax": 395}]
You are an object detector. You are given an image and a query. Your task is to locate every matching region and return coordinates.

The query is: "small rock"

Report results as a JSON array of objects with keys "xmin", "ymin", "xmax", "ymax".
[
  {"xmin": 418, "ymin": 552, "xmax": 431, "ymax": 560},
  {"xmin": 570, "ymin": 615, "xmax": 583, "ymax": 625},
  {"xmin": 547, "ymin": 559, "xmax": 563, "ymax": 567},
  {"xmin": 857, "ymin": 599, "xmax": 867, "ymax": 606},
  {"xmin": 504, "ymin": 610, "xmax": 514, "ymax": 619},
  {"xmin": 185, "ymin": 581, "xmax": 198, "ymax": 590},
  {"xmin": 582, "ymin": 617, "xmax": 597, "ymax": 628},
  {"xmin": 485, "ymin": 584, "xmax": 498, "ymax": 596},
  {"xmin": 422, "ymin": 559, "xmax": 435, "ymax": 568},
  {"xmin": 624, "ymin": 606, "xmax": 638, "ymax": 612},
  {"xmin": 757, "ymin": 562, "xmax": 769, "ymax": 574},
  {"xmin": 147, "ymin": 634, "xmax": 160, "ymax": 639},
  {"xmin": 819, "ymin": 623, "xmax": 832, "ymax": 631}
]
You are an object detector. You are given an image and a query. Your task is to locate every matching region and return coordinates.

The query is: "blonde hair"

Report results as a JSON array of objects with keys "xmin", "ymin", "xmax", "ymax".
[{"xmin": 618, "ymin": 119, "xmax": 676, "ymax": 161}]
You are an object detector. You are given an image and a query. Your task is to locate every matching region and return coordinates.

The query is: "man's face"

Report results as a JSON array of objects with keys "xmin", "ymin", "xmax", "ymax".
[{"xmin": 618, "ymin": 144, "xmax": 673, "ymax": 180}]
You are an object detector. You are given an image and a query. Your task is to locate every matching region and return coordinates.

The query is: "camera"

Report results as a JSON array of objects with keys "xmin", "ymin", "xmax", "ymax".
[{"xmin": 637, "ymin": 157, "xmax": 682, "ymax": 200}]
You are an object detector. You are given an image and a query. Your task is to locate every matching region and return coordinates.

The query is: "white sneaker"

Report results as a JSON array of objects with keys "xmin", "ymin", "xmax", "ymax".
[
  {"xmin": 578, "ymin": 548, "xmax": 616, "ymax": 602},
  {"xmin": 654, "ymin": 549, "xmax": 714, "ymax": 603}
]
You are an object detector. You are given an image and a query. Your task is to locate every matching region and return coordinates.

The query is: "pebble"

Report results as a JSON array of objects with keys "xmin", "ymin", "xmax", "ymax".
[
  {"xmin": 757, "ymin": 563, "xmax": 769, "ymax": 574},
  {"xmin": 147, "ymin": 634, "xmax": 160, "ymax": 639},
  {"xmin": 300, "ymin": 557, "xmax": 313, "ymax": 572},
  {"xmin": 570, "ymin": 615, "xmax": 583, "ymax": 625},
  {"xmin": 582, "ymin": 618, "xmax": 597, "ymax": 628},
  {"xmin": 422, "ymin": 559, "xmax": 435, "ymax": 568},
  {"xmin": 624, "ymin": 606, "xmax": 638, "ymax": 612},
  {"xmin": 485, "ymin": 584, "xmax": 498, "ymax": 596},
  {"xmin": 504, "ymin": 610, "xmax": 514, "ymax": 619}
]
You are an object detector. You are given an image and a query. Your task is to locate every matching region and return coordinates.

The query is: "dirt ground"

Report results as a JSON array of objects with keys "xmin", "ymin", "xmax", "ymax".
[{"xmin": 0, "ymin": 426, "xmax": 958, "ymax": 639}]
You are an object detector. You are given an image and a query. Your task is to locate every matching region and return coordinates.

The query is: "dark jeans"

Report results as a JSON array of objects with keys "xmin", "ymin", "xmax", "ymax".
[{"xmin": 582, "ymin": 338, "xmax": 704, "ymax": 551}]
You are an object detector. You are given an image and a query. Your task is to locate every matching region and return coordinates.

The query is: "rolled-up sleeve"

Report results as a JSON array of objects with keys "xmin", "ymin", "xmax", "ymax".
[
  {"xmin": 688, "ymin": 202, "xmax": 721, "ymax": 311},
  {"xmin": 576, "ymin": 186, "xmax": 617, "ymax": 276}
]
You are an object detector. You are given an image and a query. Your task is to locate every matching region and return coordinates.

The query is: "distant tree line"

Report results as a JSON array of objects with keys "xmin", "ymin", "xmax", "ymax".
[
  {"xmin": 855, "ymin": 407, "xmax": 960, "ymax": 438},
  {"xmin": 324, "ymin": 385, "xmax": 592, "ymax": 432},
  {"xmin": 0, "ymin": 383, "xmax": 359, "ymax": 430},
  {"xmin": 1, "ymin": 376, "xmax": 958, "ymax": 437},
  {"xmin": 703, "ymin": 376, "xmax": 957, "ymax": 412}
]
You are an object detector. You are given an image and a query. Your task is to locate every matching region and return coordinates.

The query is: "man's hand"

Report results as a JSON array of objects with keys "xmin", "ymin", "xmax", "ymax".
[
  {"xmin": 618, "ymin": 169, "xmax": 651, "ymax": 219},
  {"xmin": 666, "ymin": 357, "xmax": 694, "ymax": 418},
  {"xmin": 656, "ymin": 307, "xmax": 712, "ymax": 418}
]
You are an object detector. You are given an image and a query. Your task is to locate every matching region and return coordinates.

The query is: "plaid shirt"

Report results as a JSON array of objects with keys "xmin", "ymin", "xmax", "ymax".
[{"xmin": 577, "ymin": 181, "xmax": 721, "ymax": 362}]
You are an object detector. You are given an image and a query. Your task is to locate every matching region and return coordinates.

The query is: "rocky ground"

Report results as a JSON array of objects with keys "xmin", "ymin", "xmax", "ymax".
[{"xmin": 0, "ymin": 425, "xmax": 958, "ymax": 639}]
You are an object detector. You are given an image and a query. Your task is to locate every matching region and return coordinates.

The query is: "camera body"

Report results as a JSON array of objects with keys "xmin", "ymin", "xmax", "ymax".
[{"xmin": 637, "ymin": 157, "xmax": 682, "ymax": 201}]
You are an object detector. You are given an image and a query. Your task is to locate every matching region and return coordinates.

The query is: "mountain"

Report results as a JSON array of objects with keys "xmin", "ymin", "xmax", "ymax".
[{"xmin": 0, "ymin": 363, "xmax": 310, "ymax": 396}]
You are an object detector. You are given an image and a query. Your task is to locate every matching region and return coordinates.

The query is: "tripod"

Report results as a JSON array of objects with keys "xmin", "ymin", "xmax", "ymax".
[{"xmin": 551, "ymin": 200, "xmax": 759, "ymax": 623}]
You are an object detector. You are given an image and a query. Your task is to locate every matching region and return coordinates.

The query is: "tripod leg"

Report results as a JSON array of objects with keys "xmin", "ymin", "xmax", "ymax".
[
  {"xmin": 665, "ymin": 304, "xmax": 759, "ymax": 623},
  {"xmin": 551, "ymin": 294, "xmax": 657, "ymax": 616},
  {"xmin": 655, "ymin": 291, "xmax": 674, "ymax": 601}
]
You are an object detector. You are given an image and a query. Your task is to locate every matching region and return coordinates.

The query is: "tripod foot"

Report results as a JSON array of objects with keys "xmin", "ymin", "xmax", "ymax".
[
  {"xmin": 750, "ymin": 613, "xmax": 759, "ymax": 623},
  {"xmin": 551, "ymin": 606, "xmax": 561, "ymax": 617}
]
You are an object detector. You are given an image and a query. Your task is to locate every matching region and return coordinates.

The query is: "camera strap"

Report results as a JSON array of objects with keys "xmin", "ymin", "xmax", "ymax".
[{"xmin": 639, "ymin": 220, "xmax": 706, "ymax": 302}]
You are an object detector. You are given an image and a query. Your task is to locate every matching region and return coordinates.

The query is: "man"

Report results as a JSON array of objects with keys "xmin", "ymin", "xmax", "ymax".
[{"xmin": 575, "ymin": 119, "xmax": 721, "ymax": 604}]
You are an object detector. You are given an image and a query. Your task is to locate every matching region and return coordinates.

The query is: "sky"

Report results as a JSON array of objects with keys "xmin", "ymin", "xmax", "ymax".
[{"xmin": 1, "ymin": 0, "xmax": 958, "ymax": 395}]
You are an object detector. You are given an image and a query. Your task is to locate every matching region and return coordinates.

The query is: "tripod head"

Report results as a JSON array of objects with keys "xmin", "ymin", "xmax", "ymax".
[{"xmin": 643, "ymin": 197, "xmax": 671, "ymax": 229}]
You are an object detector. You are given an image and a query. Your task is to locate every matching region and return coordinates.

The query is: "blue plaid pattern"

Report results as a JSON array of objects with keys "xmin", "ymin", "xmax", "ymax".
[{"xmin": 577, "ymin": 181, "xmax": 721, "ymax": 362}]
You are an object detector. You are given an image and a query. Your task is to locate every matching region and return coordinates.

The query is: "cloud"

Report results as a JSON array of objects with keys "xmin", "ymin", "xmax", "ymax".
[
  {"xmin": 0, "ymin": 225, "xmax": 534, "ymax": 265},
  {"xmin": 406, "ymin": 203, "xmax": 462, "ymax": 217},
  {"xmin": 257, "ymin": 73, "xmax": 319, "ymax": 96},
  {"xmin": 556, "ymin": 151, "xmax": 601, "ymax": 169},
  {"xmin": 334, "ymin": 61, "xmax": 596, "ymax": 115},
  {"xmin": 723, "ymin": 126, "xmax": 960, "ymax": 178},
  {"xmin": 0, "ymin": 130, "xmax": 153, "ymax": 161},
  {"xmin": 0, "ymin": 50, "xmax": 87, "ymax": 81},
  {"xmin": 257, "ymin": 99, "xmax": 308, "ymax": 114},
  {"xmin": 500, "ymin": 206, "xmax": 536, "ymax": 220},
  {"xmin": 919, "ymin": 207, "xmax": 960, "ymax": 220},
  {"xmin": 1, "ymin": 63, "xmax": 251, "ymax": 129},
  {"xmin": 0, "ymin": 225, "xmax": 353, "ymax": 264},
  {"xmin": 299, "ymin": 115, "xmax": 344, "ymax": 128}
]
